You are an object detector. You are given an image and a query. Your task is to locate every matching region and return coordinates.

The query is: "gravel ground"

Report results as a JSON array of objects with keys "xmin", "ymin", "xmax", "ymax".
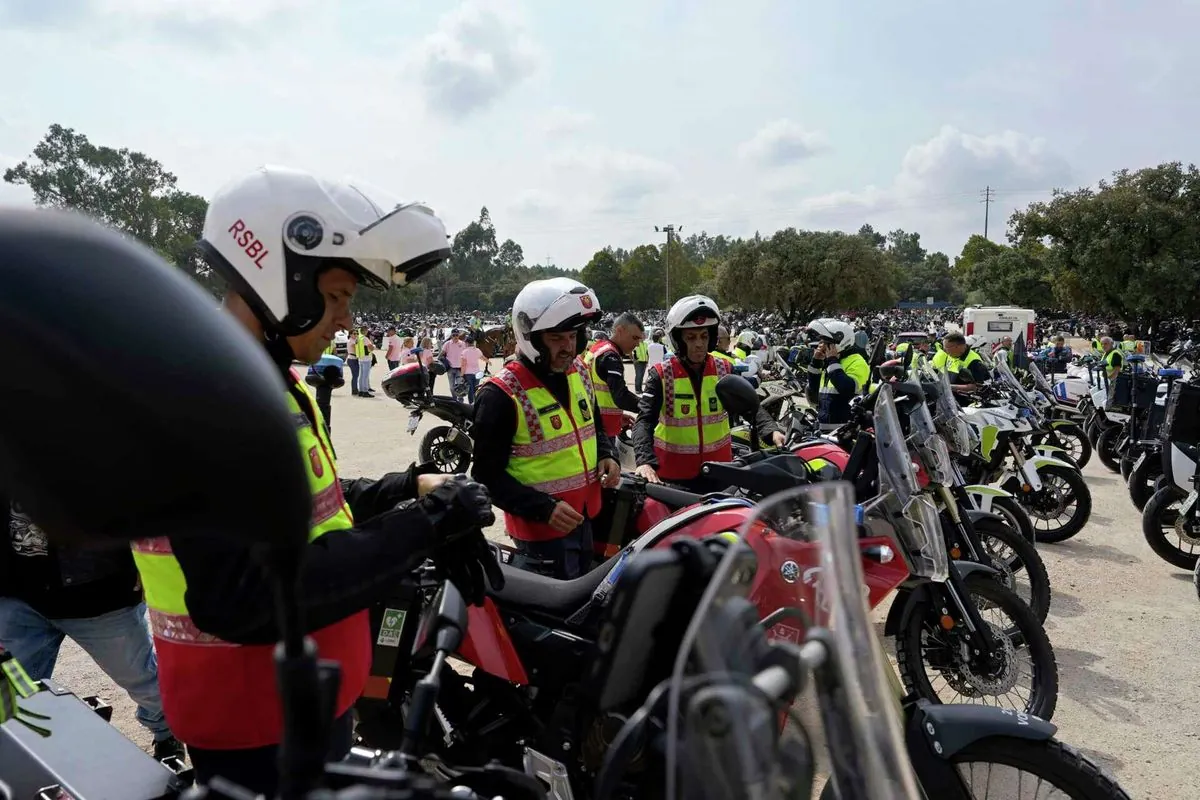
[{"xmin": 50, "ymin": 357, "xmax": 1200, "ymax": 799}]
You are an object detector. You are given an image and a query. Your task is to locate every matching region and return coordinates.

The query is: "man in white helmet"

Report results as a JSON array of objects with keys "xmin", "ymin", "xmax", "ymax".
[
  {"xmin": 129, "ymin": 167, "xmax": 500, "ymax": 794},
  {"xmin": 471, "ymin": 278, "xmax": 621, "ymax": 578},
  {"xmin": 805, "ymin": 318, "xmax": 870, "ymax": 431},
  {"xmin": 634, "ymin": 296, "xmax": 784, "ymax": 490}
]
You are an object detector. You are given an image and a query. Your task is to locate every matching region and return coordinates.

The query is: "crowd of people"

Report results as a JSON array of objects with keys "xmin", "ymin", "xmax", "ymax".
[{"xmin": 6, "ymin": 163, "xmax": 1194, "ymax": 796}]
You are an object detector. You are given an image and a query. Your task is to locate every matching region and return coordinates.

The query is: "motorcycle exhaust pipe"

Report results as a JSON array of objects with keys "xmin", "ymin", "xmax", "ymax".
[{"xmin": 445, "ymin": 428, "xmax": 474, "ymax": 455}]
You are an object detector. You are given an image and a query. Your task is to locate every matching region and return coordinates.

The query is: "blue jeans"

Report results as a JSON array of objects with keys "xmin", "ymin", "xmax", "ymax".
[
  {"xmin": 356, "ymin": 357, "xmax": 373, "ymax": 393},
  {"xmin": 463, "ymin": 372, "xmax": 479, "ymax": 402},
  {"xmin": 347, "ymin": 357, "xmax": 361, "ymax": 391},
  {"xmin": 447, "ymin": 367, "xmax": 462, "ymax": 395},
  {"xmin": 0, "ymin": 598, "xmax": 172, "ymax": 741}
]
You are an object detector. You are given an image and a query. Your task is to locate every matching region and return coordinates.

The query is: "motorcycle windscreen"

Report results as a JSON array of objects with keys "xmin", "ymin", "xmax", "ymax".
[
  {"xmin": 874, "ymin": 384, "xmax": 920, "ymax": 504},
  {"xmin": 663, "ymin": 483, "xmax": 919, "ymax": 800}
]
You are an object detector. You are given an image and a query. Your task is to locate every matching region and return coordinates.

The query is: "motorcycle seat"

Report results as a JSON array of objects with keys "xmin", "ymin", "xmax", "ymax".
[
  {"xmin": 488, "ymin": 552, "xmax": 622, "ymax": 618},
  {"xmin": 429, "ymin": 396, "xmax": 473, "ymax": 415},
  {"xmin": 1174, "ymin": 441, "xmax": 1200, "ymax": 464}
]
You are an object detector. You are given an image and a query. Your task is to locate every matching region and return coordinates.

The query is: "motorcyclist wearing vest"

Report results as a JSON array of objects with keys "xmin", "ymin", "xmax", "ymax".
[
  {"xmin": 133, "ymin": 167, "xmax": 500, "ymax": 795},
  {"xmin": 1100, "ymin": 336, "xmax": 1124, "ymax": 381},
  {"xmin": 634, "ymin": 296, "xmax": 785, "ymax": 492},
  {"xmin": 582, "ymin": 312, "xmax": 646, "ymax": 440},
  {"xmin": 714, "ymin": 325, "xmax": 735, "ymax": 361},
  {"xmin": 471, "ymin": 279, "xmax": 621, "ymax": 579},
  {"xmin": 805, "ymin": 318, "xmax": 870, "ymax": 431},
  {"xmin": 731, "ymin": 329, "xmax": 757, "ymax": 360},
  {"xmin": 632, "ymin": 331, "xmax": 650, "ymax": 393},
  {"xmin": 930, "ymin": 332, "xmax": 990, "ymax": 394}
]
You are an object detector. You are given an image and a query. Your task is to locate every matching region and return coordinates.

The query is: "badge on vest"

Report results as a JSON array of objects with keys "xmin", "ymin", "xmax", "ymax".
[
  {"xmin": 709, "ymin": 397, "xmax": 719, "ymax": 413},
  {"xmin": 551, "ymin": 415, "xmax": 563, "ymax": 430},
  {"xmin": 578, "ymin": 399, "xmax": 592, "ymax": 421},
  {"xmin": 308, "ymin": 445, "xmax": 324, "ymax": 478},
  {"xmin": 681, "ymin": 404, "xmax": 691, "ymax": 415}
]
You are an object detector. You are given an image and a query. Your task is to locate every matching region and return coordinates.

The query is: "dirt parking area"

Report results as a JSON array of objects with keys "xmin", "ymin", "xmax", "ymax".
[{"xmin": 51, "ymin": 358, "xmax": 1200, "ymax": 799}]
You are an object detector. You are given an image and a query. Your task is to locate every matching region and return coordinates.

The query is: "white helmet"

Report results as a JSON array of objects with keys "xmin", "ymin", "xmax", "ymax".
[
  {"xmin": 512, "ymin": 277, "xmax": 601, "ymax": 364},
  {"xmin": 805, "ymin": 318, "xmax": 856, "ymax": 354},
  {"xmin": 736, "ymin": 329, "xmax": 759, "ymax": 349},
  {"xmin": 199, "ymin": 166, "xmax": 450, "ymax": 336},
  {"xmin": 666, "ymin": 295, "xmax": 721, "ymax": 354}
]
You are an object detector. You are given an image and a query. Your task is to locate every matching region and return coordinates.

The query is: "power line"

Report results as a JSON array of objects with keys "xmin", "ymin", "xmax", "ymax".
[{"xmin": 980, "ymin": 185, "xmax": 996, "ymax": 240}]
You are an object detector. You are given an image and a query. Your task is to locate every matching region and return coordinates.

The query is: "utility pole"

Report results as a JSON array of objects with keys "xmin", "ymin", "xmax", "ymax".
[
  {"xmin": 655, "ymin": 224, "xmax": 680, "ymax": 306},
  {"xmin": 543, "ymin": 255, "xmax": 554, "ymax": 270},
  {"xmin": 980, "ymin": 186, "xmax": 995, "ymax": 240}
]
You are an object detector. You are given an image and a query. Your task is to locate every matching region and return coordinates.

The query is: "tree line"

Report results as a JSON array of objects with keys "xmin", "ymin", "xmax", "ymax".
[{"xmin": 6, "ymin": 124, "xmax": 1196, "ymax": 320}]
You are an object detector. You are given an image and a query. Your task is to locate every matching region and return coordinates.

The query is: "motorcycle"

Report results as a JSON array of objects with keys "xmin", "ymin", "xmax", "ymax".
[
  {"xmin": 1141, "ymin": 377, "xmax": 1200, "ymax": 570},
  {"xmin": 384, "ymin": 361, "xmax": 476, "ymax": 474},
  {"xmin": 958, "ymin": 359, "xmax": 1092, "ymax": 543}
]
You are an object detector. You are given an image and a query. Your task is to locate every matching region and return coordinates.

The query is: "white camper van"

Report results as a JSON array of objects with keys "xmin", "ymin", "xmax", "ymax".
[{"xmin": 962, "ymin": 306, "xmax": 1036, "ymax": 348}]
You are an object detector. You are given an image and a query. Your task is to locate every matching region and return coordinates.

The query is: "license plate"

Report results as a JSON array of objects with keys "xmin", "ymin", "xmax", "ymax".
[
  {"xmin": 1181, "ymin": 491, "xmax": 1199, "ymax": 518},
  {"xmin": 1133, "ymin": 452, "xmax": 1147, "ymax": 472},
  {"xmin": 406, "ymin": 413, "xmax": 421, "ymax": 434}
]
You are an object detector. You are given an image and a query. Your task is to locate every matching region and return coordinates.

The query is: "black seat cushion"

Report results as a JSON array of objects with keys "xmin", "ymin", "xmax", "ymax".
[{"xmin": 487, "ymin": 552, "xmax": 622, "ymax": 618}]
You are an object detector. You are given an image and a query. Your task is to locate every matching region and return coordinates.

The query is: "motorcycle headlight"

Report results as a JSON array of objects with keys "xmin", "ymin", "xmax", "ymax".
[{"xmin": 897, "ymin": 495, "xmax": 949, "ymax": 581}]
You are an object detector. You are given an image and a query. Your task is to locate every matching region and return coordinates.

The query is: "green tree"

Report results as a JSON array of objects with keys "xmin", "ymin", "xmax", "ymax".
[
  {"xmin": 580, "ymin": 248, "xmax": 625, "ymax": 309},
  {"xmin": 621, "ymin": 245, "xmax": 665, "ymax": 309},
  {"xmin": 1009, "ymin": 162, "xmax": 1200, "ymax": 318},
  {"xmin": 3, "ymin": 124, "xmax": 217, "ymax": 290}
]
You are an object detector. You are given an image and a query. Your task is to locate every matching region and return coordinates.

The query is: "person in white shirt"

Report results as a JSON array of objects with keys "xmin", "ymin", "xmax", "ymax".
[{"xmin": 645, "ymin": 328, "xmax": 667, "ymax": 368}]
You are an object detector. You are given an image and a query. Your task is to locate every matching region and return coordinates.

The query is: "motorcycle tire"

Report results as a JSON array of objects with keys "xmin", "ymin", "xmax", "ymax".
[
  {"xmin": 1047, "ymin": 423, "xmax": 1092, "ymax": 470},
  {"xmin": 895, "ymin": 573, "xmax": 1058, "ymax": 720},
  {"xmin": 1194, "ymin": 556, "xmax": 1200, "ymax": 603},
  {"xmin": 990, "ymin": 495, "xmax": 1036, "ymax": 545},
  {"xmin": 972, "ymin": 517, "xmax": 1052, "ymax": 624},
  {"xmin": 1127, "ymin": 455, "xmax": 1160, "ymax": 512},
  {"xmin": 1141, "ymin": 485, "xmax": 1199, "ymax": 570},
  {"xmin": 419, "ymin": 425, "xmax": 472, "ymax": 474},
  {"xmin": 1095, "ymin": 425, "xmax": 1123, "ymax": 473},
  {"xmin": 949, "ymin": 738, "xmax": 1132, "ymax": 800},
  {"xmin": 1024, "ymin": 465, "xmax": 1092, "ymax": 543},
  {"xmin": 1085, "ymin": 417, "xmax": 1105, "ymax": 449}
]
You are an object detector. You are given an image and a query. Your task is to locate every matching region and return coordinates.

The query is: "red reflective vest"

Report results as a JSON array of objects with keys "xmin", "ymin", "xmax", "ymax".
[
  {"xmin": 652, "ymin": 355, "xmax": 732, "ymax": 481},
  {"xmin": 131, "ymin": 370, "xmax": 369, "ymax": 750},
  {"xmin": 582, "ymin": 339, "xmax": 625, "ymax": 437},
  {"xmin": 490, "ymin": 359, "xmax": 602, "ymax": 542}
]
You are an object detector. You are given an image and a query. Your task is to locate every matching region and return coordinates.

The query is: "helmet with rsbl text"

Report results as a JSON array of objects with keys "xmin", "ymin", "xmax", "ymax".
[
  {"xmin": 805, "ymin": 318, "xmax": 856, "ymax": 354},
  {"xmin": 511, "ymin": 277, "xmax": 601, "ymax": 364},
  {"xmin": 198, "ymin": 166, "xmax": 451, "ymax": 336},
  {"xmin": 666, "ymin": 295, "xmax": 721, "ymax": 355}
]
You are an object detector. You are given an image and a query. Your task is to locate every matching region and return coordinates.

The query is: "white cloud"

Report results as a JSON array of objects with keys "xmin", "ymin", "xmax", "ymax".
[
  {"xmin": 414, "ymin": 0, "xmax": 541, "ymax": 119},
  {"xmin": 508, "ymin": 188, "xmax": 559, "ymax": 216},
  {"xmin": 537, "ymin": 107, "xmax": 594, "ymax": 137},
  {"xmin": 738, "ymin": 119, "xmax": 828, "ymax": 166},
  {"xmin": 547, "ymin": 146, "xmax": 677, "ymax": 209},
  {"xmin": 798, "ymin": 125, "xmax": 1072, "ymax": 251}
]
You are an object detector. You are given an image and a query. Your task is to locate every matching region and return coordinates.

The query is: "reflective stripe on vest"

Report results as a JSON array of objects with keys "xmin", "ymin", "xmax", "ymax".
[
  {"xmin": 711, "ymin": 350, "xmax": 736, "ymax": 365},
  {"xmin": 490, "ymin": 360, "xmax": 601, "ymax": 541},
  {"xmin": 633, "ymin": 341, "xmax": 649, "ymax": 362},
  {"xmin": 130, "ymin": 370, "xmax": 366, "ymax": 749},
  {"xmin": 582, "ymin": 339, "xmax": 624, "ymax": 436},
  {"xmin": 653, "ymin": 355, "xmax": 732, "ymax": 481}
]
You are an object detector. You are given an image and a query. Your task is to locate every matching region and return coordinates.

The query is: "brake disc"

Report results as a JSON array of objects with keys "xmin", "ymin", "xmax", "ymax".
[
  {"xmin": 1174, "ymin": 516, "xmax": 1200, "ymax": 547},
  {"xmin": 957, "ymin": 628, "xmax": 1020, "ymax": 695}
]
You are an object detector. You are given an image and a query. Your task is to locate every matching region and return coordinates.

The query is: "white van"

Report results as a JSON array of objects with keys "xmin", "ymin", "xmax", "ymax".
[{"xmin": 962, "ymin": 306, "xmax": 1036, "ymax": 348}]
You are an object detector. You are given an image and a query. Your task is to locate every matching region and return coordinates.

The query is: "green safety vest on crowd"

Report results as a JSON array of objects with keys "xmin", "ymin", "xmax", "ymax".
[
  {"xmin": 1120, "ymin": 340, "xmax": 1138, "ymax": 353},
  {"xmin": 931, "ymin": 348, "xmax": 983, "ymax": 384},
  {"xmin": 1104, "ymin": 349, "xmax": 1123, "ymax": 377},
  {"xmin": 633, "ymin": 340, "xmax": 649, "ymax": 362},
  {"xmin": 354, "ymin": 333, "xmax": 367, "ymax": 359}
]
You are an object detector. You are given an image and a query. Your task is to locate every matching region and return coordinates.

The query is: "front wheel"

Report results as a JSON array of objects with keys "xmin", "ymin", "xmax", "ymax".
[
  {"xmin": 1022, "ymin": 465, "xmax": 1092, "ymax": 543},
  {"xmin": 1095, "ymin": 425, "xmax": 1123, "ymax": 473},
  {"xmin": 895, "ymin": 573, "xmax": 1059, "ymax": 719},
  {"xmin": 1044, "ymin": 423, "xmax": 1092, "ymax": 470},
  {"xmin": 989, "ymin": 495, "xmax": 1036, "ymax": 545},
  {"xmin": 1141, "ymin": 485, "xmax": 1200, "ymax": 570},
  {"xmin": 419, "ymin": 425, "xmax": 473, "ymax": 474},
  {"xmin": 972, "ymin": 517, "xmax": 1052, "ymax": 624},
  {"xmin": 1127, "ymin": 454, "xmax": 1161, "ymax": 511},
  {"xmin": 950, "ymin": 737, "xmax": 1131, "ymax": 800}
]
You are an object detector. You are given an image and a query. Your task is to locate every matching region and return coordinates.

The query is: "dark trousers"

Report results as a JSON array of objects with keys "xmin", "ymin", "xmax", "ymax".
[
  {"xmin": 347, "ymin": 358, "xmax": 361, "ymax": 392},
  {"xmin": 634, "ymin": 361, "xmax": 647, "ymax": 394},
  {"xmin": 189, "ymin": 711, "xmax": 355, "ymax": 797},
  {"xmin": 514, "ymin": 519, "xmax": 593, "ymax": 579}
]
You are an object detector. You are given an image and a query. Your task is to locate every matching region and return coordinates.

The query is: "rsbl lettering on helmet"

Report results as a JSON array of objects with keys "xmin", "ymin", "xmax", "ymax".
[{"xmin": 227, "ymin": 219, "xmax": 269, "ymax": 269}]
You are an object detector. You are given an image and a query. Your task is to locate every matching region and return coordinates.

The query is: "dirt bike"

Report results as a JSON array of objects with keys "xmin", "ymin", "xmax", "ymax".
[{"xmin": 384, "ymin": 361, "xmax": 476, "ymax": 474}]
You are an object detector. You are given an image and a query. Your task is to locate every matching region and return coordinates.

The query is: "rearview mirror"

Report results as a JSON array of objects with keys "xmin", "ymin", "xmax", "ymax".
[
  {"xmin": 878, "ymin": 363, "xmax": 906, "ymax": 381},
  {"xmin": 716, "ymin": 374, "xmax": 760, "ymax": 418},
  {"xmin": 429, "ymin": 361, "xmax": 448, "ymax": 376},
  {"xmin": 0, "ymin": 210, "xmax": 310, "ymax": 551}
]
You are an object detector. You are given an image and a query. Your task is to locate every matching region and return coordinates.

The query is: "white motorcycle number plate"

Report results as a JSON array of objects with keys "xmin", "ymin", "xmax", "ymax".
[
  {"xmin": 407, "ymin": 413, "xmax": 421, "ymax": 433},
  {"xmin": 1134, "ymin": 452, "xmax": 1147, "ymax": 472},
  {"xmin": 1181, "ymin": 491, "xmax": 1199, "ymax": 518}
]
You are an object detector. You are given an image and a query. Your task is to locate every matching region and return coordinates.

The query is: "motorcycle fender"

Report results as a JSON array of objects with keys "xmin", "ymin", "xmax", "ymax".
[
  {"xmin": 1048, "ymin": 419, "xmax": 1077, "ymax": 430},
  {"xmin": 1018, "ymin": 460, "xmax": 1045, "ymax": 492},
  {"xmin": 951, "ymin": 560, "xmax": 1001, "ymax": 581},
  {"xmin": 883, "ymin": 585, "xmax": 923, "ymax": 637},
  {"xmin": 914, "ymin": 702, "xmax": 1056, "ymax": 759},
  {"xmin": 1034, "ymin": 444, "xmax": 1066, "ymax": 456},
  {"xmin": 964, "ymin": 484, "xmax": 1012, "ymax": 498},
  {"xmin": 1030, "ymin": 455, "xmax": 1074, "ymax": 471},
  {"xmin": 965, "ymin": 509, "xmax": 1005, "ymax": 527}
]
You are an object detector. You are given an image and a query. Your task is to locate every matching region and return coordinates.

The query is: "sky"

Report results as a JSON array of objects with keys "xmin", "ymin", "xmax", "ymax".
[{"xmin": 2, "ymin": 0, "xmax": 1198, "ymax": 271}]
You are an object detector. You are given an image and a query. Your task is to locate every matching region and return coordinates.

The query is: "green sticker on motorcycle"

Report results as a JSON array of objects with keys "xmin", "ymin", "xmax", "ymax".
[
  {"xmin": 377, "ymin": 608, "xmax": 407, "ymax": 647},
  {"xmin": 980, "ymin": 424, "xmax": 999, "ymax": 460}
]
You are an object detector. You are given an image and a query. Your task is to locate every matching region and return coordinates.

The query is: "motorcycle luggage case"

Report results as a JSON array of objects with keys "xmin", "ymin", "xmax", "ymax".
[
  {"xmin": 591, "ymin": 479, "xmax": 645, "ymax": 561},
  {"xmin": 1163, "ymin": 381, "xmax": 1200, "ymax": 446},
  {"xmin": 1107, "ymin": 371, "xmax": 1158, "ymax": 410},
  {"xmin": 0, "ymin": 680, "xmax": 188, "ymax": 799}
]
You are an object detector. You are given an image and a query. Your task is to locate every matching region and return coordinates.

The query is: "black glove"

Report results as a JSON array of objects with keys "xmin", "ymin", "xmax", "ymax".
[
  {"xmin": 416, "ymin": 474, "xmax": 495, "ymax": 540},
  {"xmin": 434, "ymin": 530, "xmax": 505, "ymax": 606}
]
